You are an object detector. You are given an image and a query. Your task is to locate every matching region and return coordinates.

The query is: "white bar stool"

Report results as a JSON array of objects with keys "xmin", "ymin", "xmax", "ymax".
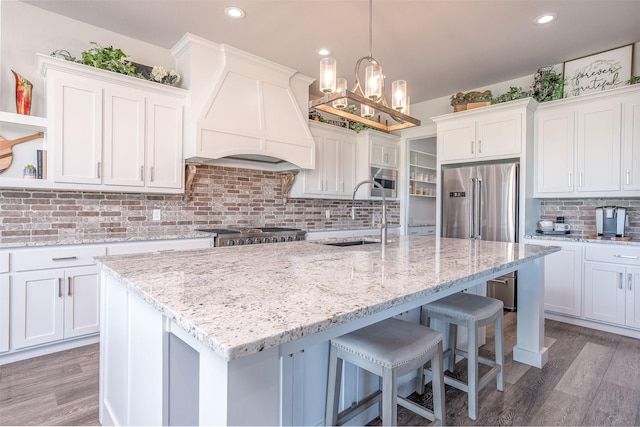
[
  {"xmin": 325, "ymin": 317, "xmax": 445, "ymax": 426},
  {"xmin": 420, "ymin": 292, "xmax": 504, "ymax": 420}
]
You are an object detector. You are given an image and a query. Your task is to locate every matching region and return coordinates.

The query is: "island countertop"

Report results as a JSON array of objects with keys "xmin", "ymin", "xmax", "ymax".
[{"xmin": 97, "ymin": 236, "xmax": 559, "ymax": 361}]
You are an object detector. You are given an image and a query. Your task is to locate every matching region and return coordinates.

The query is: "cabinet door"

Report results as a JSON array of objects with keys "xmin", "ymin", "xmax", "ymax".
[
  {"xmin": 583, "ymin": 262, "xmax": 625, "ymax": 325},
  {"xmin": 476, "ymin": 112, "xmax": 522, "ymax": 158},
  {"xmin": 370, "ymin": 136, "xmax": 399, "ymax": 168},
  {"xmin": 0, "ymin": 275, "xmax": 9, "ymax": 353},
  {"xmin": 146, "ymin": 94, "xmax": 184, "ymax": 189},
  {"xmin": 543, "ymin": 243, "xmax": 583, "ymax": 316},
  {"xmin": 52, "ymin": 73, "xmax": 103, "ymax": 185},
  {"xmin": 11, "ymin": 270, "xmax": 65, "ymax": 349},
  {"xmin": 303, "ymin": 133, "xmax": 325, "ymax": 194},
  {"xmin": 622, "ymin": 95, "xmax": 640, "ymax": 191},
  {"xmin": 64, "ymin": 265, "xmax": 100, "ymax": 339},
  {"xmin": 536, "ymin": 108, "xmax": 575, "ymax": 194},
  {"xmin": 322, "ymin": 134, "xmax": 341, "ymax": 195},
  {"xmin": 103, "ymin": 87, "xmax": 145, "ymax": 187},
  {"xmin": 576, "ymin": 100, "xmax": 622, "ymax": 192},
  {"xmin": 339, "ymin": 137, "xmax": 356, "ymax": 196},
  {"xmin": 438, "ymin": 120, "xmax": 475, "ymax": 162},
  {"xmin": 625, "ymin": 267, "xmax": 640, "ymax": 329}
]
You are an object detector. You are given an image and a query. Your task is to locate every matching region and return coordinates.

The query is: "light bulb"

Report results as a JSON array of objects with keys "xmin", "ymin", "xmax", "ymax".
[
  {"xmin": 332, "ymin": 78, "xmax": 348, "ymax": 109},
  {"xmin": 392, "ymin": 80, "xmax": 407, "ymax": 111},
  {"xmin": 319, "ymin": 58, "xmax": 336, "ymax": 94},
  {"xmin": 361, "ymin": 104, "xmax": 374, "ymax": 118},
  {"xmin": 365, "ymin": 64, "xmax": 382, "ymax": 100}
]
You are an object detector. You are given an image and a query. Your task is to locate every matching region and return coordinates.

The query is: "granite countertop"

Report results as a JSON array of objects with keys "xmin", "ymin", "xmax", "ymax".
[
  {"xmin": 0, "ymin": 230, "xmax": 216, "ymax": 249},
  {"xmin": 97, "ymin": 235, "xmax": 559, "ymax": 361},
  {"xmin": 524, "ymin": 234, "xmax": 640, "ymax": 247}
]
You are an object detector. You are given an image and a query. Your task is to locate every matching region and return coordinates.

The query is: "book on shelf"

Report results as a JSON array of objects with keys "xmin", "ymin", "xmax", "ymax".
[{"xmin": 36, "ymin": 149, "xmax": 47, "ymax": 179}]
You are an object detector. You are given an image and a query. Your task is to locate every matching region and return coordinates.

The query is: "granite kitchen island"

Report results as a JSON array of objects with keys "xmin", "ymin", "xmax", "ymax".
[{"xmin": 97, "ymin": 236, "xmax": 559, "ymax": 426}]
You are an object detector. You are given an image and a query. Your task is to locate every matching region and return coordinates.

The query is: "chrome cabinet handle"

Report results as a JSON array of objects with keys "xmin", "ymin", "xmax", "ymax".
[
  {"xmin": 628, "ymin": 273, "xmax": 633, "ymax": 291},
  {"xmin": 96, "ymin": 162, "xmax": 101, "ymax": 179},
  {"xmin": 579, "ymin": 172, "xmax": 583, "ymax": 187},
  {"xmin": 148, "ymin": 166, "xmax": 154, "ymax": 182},
  {"xmin": 626, "ymin": 169, "xmax": 631, "ymax": 185},
  {"xmin": 471, "ymin": 141, "xmax": 474, "ymax": 154},
  {"xmin": 140, "ymin": 165, "xmax": 144, "ymax": 181},
  {"xmin": 613, "ymin": 254, "xmax": 638, "ymax": 260},
  {"xmin": 52, "ymin": 256, "xmax": 78, "ymax": 261},
  {"xmin": 619, "ymin": 272, "xmax": 623, "ymax": 289},
  {"xmin": 568, "ymin": 173, "xmax": 572, "ymax": 188},
  {"xmin": 68, "ymin": 276, "xmax": 73, "ymax": 296},
  {"xmin": 478, "ymin": 140, "xmax": 482, "ymax": 153},
  {"xmin": 58, "ymin": 278, "xmax": 63, "ymax": 298}
]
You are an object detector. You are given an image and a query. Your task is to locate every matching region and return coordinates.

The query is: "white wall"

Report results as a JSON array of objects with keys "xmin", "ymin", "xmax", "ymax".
[{"xmin": 0, "ymin": 1, "xmax": 175, "ymax": 117}]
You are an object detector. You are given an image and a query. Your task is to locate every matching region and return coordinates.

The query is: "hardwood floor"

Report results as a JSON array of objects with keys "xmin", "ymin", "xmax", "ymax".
[{"xmin": 1, "ymin": 314, "xmax": 639, "ymax": 426}]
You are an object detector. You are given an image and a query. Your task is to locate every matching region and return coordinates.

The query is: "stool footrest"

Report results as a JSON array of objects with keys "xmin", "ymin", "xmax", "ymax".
[
  {"xmin": 336, "ymin": 390, "xmax": 381, "ymax": 426},
  {"xmin": 397, "ymin": 396, "xmax": 439, "ymax": 424}
]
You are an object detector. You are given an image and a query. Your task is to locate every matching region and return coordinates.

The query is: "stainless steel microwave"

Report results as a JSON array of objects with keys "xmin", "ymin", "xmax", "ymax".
[{"xmin": 370, "ymin": 167, "xmax": 397, "ymax": 198}]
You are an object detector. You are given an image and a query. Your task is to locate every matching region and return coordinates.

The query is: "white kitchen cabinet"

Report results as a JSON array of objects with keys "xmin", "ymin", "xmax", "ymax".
[
  {"xmin": 289, "ymin": 122, "xmax": 356, "ymax": 199},
  {"xmin": 542, "ymin": 242, "xmax": 583, "ymax": 316},
  {"xmin": 583, "ymin": 245, "xmax": 640, "ymax": 329},
  {"xmin": 433, "ymin": 99, "xmax": 533, "ymax": 163},
  {"xmin": 535, "ymin": 85, "xmax": 639, "ymax": 198},
  {"xmin": 0, "ymin": 275, "xmax": 9, "ymax": 353},
  {"xmin": 38, "ymin": 54, "xmax": 186, "ymax": 193},
  {"xmin": 367, "ymin": 132, "xmax": 399, "ymax": 168},
  {"xmin": 11, "ymin": 265, "xmax": 100, "ymax": 350},
  {"xmin": 622, "ymin": 92, "xmax": 640, "ymax": 191}
]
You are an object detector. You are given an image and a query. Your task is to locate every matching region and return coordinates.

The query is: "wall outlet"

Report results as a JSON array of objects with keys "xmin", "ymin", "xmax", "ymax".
[
  {"xmin": 325, "ymin": 209, "xmax": 331, "ymax": 219},
  {"xmin": 152, "ymin": 209, "xmax": 161, "ymax": 221}
]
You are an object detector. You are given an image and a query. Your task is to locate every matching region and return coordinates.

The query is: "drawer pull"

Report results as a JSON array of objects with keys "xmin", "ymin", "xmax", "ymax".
[
  {"xmin": 52, "ymin": 256, "xmax": 78, "ymax": 261},
  {"xmin": 58, "ymin": 278, "xmax": 63, "ymax": 298},
  {"xmin": 613, "ymin": 254, "xmax": 638, "ymax": 260},
  {"xmin": 68, "ymin": 276, "xmax": 73, "ymax": 296},
  {"xmin": 619, "ymin": 273, "xmax": 623, "ymax": 289},
  {"xmin": 629, "ymin": 273, "xmax": 633, "ymax": 291}
]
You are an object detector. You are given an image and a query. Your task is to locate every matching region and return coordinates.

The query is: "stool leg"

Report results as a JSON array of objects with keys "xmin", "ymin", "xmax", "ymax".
[
  {"xmin": 447, "ymin": 324, "xmax": 457, "ymax": 372},
  {"xmin": 381, "ymin": 367, "xmax": 397, "ymax": 426},
  {"xmin": 325, "ymin": 345, "xmax": 342, "ymax": 426},
  {"xmin": 432, "ymin": 341, "xmax": 445, "ymax": 426},
  {"xmin": 495, "ymin": 312, "xmax": 505, "ymax": 392},
  {"xmin": 467, "ymin": 320, "xmax": 478, "ymax": 420}
]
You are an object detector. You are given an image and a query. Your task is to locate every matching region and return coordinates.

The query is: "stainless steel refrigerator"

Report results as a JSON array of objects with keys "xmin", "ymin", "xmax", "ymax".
[{"xmin": 441, "ymin": 161, "xmax": 518, "ymax": 310}]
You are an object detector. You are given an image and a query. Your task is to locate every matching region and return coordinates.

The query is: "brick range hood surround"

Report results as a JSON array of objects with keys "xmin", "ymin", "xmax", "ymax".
[{"xmin": 172, "ymin": 33, "xmax": 316, "ymax": 172}]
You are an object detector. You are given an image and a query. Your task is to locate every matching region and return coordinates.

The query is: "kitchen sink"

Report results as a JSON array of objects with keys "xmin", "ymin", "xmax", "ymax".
[{"xmin": 322, "ymin": 240, "xmax": 379, "ymax": 247}]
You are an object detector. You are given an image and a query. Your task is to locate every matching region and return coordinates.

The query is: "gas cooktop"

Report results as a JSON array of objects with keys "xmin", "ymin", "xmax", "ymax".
[{"xmin": 196, "ymin": 227, "xmax": 306, "ymax": 246}]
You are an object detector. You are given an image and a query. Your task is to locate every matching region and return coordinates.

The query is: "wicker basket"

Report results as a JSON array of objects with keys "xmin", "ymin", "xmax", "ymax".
[
  {"xmin": 453, "ymin": 104, "xmax": 467, "ymax": 112},
  {"xmin": 467, "ymin": 101, "xmax": 491, "ymax": 110}
]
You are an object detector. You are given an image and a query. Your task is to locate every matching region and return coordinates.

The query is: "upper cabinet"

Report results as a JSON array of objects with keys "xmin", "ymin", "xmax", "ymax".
[
  {"xmin": 433, "ymin": 99, "xmax": 536, "ymax": 163},
  {"xmin": 535, "ymin": 85, "xmax": 639, "ymax": 198},
  {"xmin": 37, "ymin": 54, "xmax": 186, "ymax": 193}
]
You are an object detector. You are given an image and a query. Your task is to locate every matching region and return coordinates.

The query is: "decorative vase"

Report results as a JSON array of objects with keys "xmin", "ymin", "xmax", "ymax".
[
  {"xmin": 11, "ymin": 70, "xmax": 33, "ymax": 115},
  {"xmin": 23, "ymin": 167, "xmax": 36, "ymax": 179}
]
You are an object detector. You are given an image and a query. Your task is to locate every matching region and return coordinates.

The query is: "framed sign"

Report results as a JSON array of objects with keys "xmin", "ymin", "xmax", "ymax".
[{"xmin": 563, "ymin": 44, "xmax": 634, "ymax": 98}]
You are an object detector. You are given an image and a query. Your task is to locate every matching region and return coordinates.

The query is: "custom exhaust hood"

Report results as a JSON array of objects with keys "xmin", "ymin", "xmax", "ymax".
[{"xmin": 172, "ymin": 33, "xmax": 316, "ymax": 171}]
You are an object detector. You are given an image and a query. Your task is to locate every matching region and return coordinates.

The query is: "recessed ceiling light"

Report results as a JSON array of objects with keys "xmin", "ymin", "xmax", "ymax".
[
  {"xmin": 535, "ymin": 13, "xmax": 557, "ymax": 25},
  {"xmin": 317, "ymin": 48, "xmax": 332, "ymax": 56},
  {"xmin": 225, "ymin": 6, "xmax": 246, "ymax": 19}
]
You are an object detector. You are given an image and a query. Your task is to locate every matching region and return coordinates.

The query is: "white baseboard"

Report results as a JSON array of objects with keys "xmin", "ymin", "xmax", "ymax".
[
  {"xmin": 0, "ymin": 333, "xmax": 99, "ymax": 365},
  {"xmin": 545, "ymin": 312, "xmax": 640, "ymax": 339}
]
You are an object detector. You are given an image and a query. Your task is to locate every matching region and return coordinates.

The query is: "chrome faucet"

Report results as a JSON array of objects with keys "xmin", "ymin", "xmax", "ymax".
[{"xmin": 352, "ymin": 179, "xmax": 387, "ymax": 248}]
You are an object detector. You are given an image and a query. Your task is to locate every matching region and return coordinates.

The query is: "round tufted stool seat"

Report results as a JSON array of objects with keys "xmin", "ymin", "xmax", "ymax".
[
  {"xmin": 325, "ymin": 317, "xmax": 445, "ymax": 426},
  {"xmin": 420, "ymin": 292, "xmax": 504, "ymax": 420}
]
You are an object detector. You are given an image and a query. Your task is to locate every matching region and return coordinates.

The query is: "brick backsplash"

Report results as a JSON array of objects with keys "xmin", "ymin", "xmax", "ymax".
[
  {"xmin": 538, "ymin": 198, "xmax": 640, "ymax": 240},
  {"xmin": 0, "ymin": 165, "xmax": 399, "ymax": 244}
]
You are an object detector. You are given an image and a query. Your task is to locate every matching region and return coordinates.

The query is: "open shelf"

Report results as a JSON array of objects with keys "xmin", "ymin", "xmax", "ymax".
[{"xmin": 0, "ymin": 111, "xmax": 47, "ymax": 131}]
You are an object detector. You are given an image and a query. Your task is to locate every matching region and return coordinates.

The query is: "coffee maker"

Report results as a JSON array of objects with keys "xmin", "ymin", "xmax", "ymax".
[{"xmin": 596, "ymin": 206, "xmax": 627, "ymax": 237}]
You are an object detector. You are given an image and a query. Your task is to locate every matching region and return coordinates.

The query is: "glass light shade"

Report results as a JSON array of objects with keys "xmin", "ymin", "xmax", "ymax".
[
  {"xmin": 361, "ymin": 104, "xmax": 375, "ymax": 118},
  {"xmin": 332, "ymin": 78, "xmax": 348, "ymax": 109},
  {"xmin": 319, "ymin": 57, "xmax": 337, "ymax": 93},
  {"xmin": 365, "ymin": 64, "xmax": 382, "ymax": 100},
  {"xmin": 392, "ymin": 80, "xmax": 407, "ymax": 111}
]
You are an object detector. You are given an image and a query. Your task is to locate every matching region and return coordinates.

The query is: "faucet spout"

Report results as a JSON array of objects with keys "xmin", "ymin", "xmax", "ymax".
[{"xmin": 352, "ymin": 179, "xmax": 387, "ymax": 248}]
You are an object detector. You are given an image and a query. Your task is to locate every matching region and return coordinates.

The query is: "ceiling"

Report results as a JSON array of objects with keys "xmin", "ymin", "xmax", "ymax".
[{"xmin": 22, "ymin": 0, "xmax": 640, "ymax": 104}]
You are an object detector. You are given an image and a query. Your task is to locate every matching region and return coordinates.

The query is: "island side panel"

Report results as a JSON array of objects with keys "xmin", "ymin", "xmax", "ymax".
[{"xmin": 513, "ymin": 257, "xmax": 549, "ymax": 368}]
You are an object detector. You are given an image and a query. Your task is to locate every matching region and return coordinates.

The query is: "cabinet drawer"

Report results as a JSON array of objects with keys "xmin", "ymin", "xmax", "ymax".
[
  {"xmin": 106, "ymin": 238, "xmax": 212, "ymax": 255},
  {"xmin": 13, "ymin": 245, "xmax": 107, "ymax": 272},
  {"xmin": 585, "ymin": 245, "xmax": 640, "ymax": 265},
  {"xmin": 0, "ymin": 252, "xmax": 9, "ymax": 273}
]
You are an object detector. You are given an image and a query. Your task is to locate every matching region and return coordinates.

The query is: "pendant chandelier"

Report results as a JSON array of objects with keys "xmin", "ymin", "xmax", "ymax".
[{"xmin": 309, "ymin": 0, "xmax": 420, "ymax": 132}]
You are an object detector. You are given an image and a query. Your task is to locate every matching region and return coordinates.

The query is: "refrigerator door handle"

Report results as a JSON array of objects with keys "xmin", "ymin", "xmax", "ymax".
[
  {"xmin": 476, "ymin": 178, "xmax": 483, "ymax": 239},
  {"xmin": 469, "ymin": 178, "xmax": 476, "ymax": 238}
]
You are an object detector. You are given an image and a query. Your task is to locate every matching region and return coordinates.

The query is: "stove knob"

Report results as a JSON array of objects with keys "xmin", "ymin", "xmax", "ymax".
[
  {"xmin": 287, "ymin": 236, "xmax": 294, "ymax": 241},
  {"xmin": 238, "ymin": 239, "xmax": 245, "ymax": 245},
  {"xmin": 280, "ymin": 236, "xmax": 286, "ymax": 242},
  {"xmin": 247, "ymin": 238, "xmax": 254, "ymax": 244},
  {"xmin": 272, "ymin": 237, "xmax": 278, "ymax": 243},
  {"xmin": 255, "ymin": 238, "xmax": 262, "ymax": 244},
  {"xmin": 227, "ymin": 240, "xmax": 234, "ymax": 246}
]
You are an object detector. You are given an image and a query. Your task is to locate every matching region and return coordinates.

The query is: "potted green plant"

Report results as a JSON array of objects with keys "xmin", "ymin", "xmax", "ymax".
[
  {"xmin": 531, "ymin": 67, "xmax": 565, "ymax": 102},
  {"xmin": 23, "ymin": 164, "xmax": 36, "ymax": 179},
  {"xmin": 465, "ymin": 90, "xmax": 493, "ymax": 110},
  {"xmin": 450, "ymin": 92, "xmax": 468, "ymax": 112},
  {"xmin": 628, "ymin": 75, "xmax": 640, "ymax": 85},
  {"xmin": 493, "ymin": 86, "xmax": 531, "ymax": 104},
  {"xmin": 78, "ymin": 42, "xmax": 137, "ymax": 77}
]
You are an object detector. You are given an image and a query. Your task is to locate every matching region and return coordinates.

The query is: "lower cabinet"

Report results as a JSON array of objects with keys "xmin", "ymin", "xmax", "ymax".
[
  {"xmin": 584, "ymin": 262, "xmax": 640, "ymax": 328},
  {"xmin": 11, "ymin": 265, "xmax": 100, "ymax": 350},
  {"xmin": 0, "ymin": 275, "xmax": 9, "ymax": 353},
  {"xmin": 542, "ymin": 242, "xmax": 583, "ymax": 316}
]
